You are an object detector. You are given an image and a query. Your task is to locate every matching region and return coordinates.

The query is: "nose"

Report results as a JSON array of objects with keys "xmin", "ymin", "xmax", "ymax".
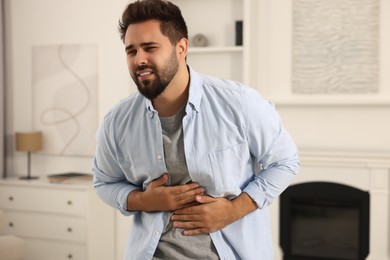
[{"xmin": 133, "ymin": 50, "xmax": 148, "ymax": 67}]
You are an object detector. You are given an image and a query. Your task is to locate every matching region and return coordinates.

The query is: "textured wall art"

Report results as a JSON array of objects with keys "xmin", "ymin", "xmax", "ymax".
[
  {"xmin": 292, "ymin": 0, "xmax": 379, "ymax": 94},
  {"xmin": 32, "ymin": 44, "xmax": 98, "ymax": 156}
]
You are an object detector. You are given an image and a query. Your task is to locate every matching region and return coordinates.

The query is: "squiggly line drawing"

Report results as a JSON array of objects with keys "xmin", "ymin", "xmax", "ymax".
[{"xmin": 39, "ymin": 45, "xmax": 91, "ymax": 155}]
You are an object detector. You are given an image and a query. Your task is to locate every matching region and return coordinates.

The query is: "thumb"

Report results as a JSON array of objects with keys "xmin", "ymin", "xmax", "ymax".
[{"xmin": 150, "ymin": 173, "xmax": 169, "ymax": 187}]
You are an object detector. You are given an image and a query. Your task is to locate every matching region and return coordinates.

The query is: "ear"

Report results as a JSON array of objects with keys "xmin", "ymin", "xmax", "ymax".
[{"xmin": 176, "ymin": 38, "xmax": 188, "ymax": 59}]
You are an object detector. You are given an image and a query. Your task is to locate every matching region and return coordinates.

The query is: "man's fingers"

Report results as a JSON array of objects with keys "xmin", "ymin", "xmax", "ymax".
[
  {"xmin": 144, "ymin": 175, "xmax": 206, "ymax": 211},
  {"xmin": 171, "ymin": 182, "xmax": 200, "ymax": 194},
  {"xmin": 149, "ymin": 173, "xmax": 169, "ymax": 187},
  {"xmin": 173, "ymin": 219, "xmax": 201, "ymax": 228},
  {"xmin": 175, "ymin": 194, "xmax": 214, "ymax": 207},
  {"xmin": 175, "ymin": 186, "xmax": 204, "ymax": 200},
  {"xmin": 165, "ymin": 188, "xmax": 204, "ymax": 209},
  {"xmin": 171, "ymin": 213, "xmax": 201, "ymax": 222},
  {"xmin": 172, "ymin": 219, "xmax": 211, "ymax": 236},
  {"xmin": 166, "ymin": 182, "xmax": 202, "ymax": 200}
]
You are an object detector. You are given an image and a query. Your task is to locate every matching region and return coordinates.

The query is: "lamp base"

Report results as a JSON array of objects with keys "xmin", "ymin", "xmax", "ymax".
[{"xmin": 19, "ymin": 176, "xmax": 39, "ymax": 180}]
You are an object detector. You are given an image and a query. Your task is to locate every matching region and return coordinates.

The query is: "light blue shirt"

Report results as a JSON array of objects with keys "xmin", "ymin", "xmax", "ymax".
[{"xmin": 93, "ymin": 67, "xmax": 299, "ymax": 260}]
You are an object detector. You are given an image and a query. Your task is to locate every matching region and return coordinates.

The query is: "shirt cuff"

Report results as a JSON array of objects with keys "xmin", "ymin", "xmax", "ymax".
[
  {"xmin": 117, "ymin": 185, "xmax": 139, "ymax": 216},
  {"xmin": 243, "ymin": 181, "xmax": 268, "ymax": 209}
]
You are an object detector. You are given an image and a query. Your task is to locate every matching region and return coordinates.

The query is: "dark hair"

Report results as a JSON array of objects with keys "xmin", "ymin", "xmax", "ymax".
[{"xmin": 119, "ymin": 0, "xmax": 188, "ymax": 45}]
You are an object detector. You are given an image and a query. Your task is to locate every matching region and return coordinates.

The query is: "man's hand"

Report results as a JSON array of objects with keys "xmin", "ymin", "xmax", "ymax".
[
  {"xmin": 127, "ymin": 173, "xmax": 204, "ymax": 212},
  {"xmin": 171, "ymin": 192, "xmax": 258, "ymax": 236}
]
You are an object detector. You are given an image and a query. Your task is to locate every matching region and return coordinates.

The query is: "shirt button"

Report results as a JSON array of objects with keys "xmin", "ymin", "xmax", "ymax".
[
  {"xmin": 157, "ymin": 155, "xmax": 162, "ymax": 160},
  {"xmin": 154, "ymin": 231, "xmax": 160, "ymax": 236}
]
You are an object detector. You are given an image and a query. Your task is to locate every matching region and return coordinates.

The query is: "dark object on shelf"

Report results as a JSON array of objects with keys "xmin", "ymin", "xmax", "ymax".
[
  {"xmin": 235, "ymin": 20, "xmax": 243, "ymax": 46},
  {"xmin": 47, "ymin": 172, "xmax": 93, "ymax": 184}
]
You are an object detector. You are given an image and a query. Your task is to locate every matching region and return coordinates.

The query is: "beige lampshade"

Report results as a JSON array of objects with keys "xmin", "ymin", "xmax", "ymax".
[{"xmin": 15, "ymin": 132, "xmax": 43, "ymax": 152}]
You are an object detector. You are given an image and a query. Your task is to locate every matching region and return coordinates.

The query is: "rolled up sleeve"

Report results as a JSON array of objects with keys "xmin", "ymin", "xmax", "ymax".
[
  {"xmin": 242, "ymin": 88, "xmax": 300, "ymax": 209},
  {"xmin": 92, "ymin": 115, "xmax": 139, "ymax": 216}
]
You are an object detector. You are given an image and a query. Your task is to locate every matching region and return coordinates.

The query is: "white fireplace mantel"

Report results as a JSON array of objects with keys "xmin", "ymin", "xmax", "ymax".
[{"xmin": 271, "ymin": 150, "xmax": 390, "ymax": 260}]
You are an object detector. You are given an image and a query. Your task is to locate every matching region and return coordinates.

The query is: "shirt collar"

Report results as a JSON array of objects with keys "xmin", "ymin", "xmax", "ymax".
[
  {"xmin": 144, "ymin": 65, "xmax": 203, "ymax": 117},
  {"xmin": 187, "ymin": 65, "xmax": 203, "ymax": 113}
]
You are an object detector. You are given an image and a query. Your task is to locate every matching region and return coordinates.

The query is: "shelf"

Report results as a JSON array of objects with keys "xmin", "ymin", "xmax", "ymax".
[
  {"xmin": 188, "ymin": 46, "xmax": 244, "ymax": 54},
  {"xmin": 171, "ymin": 0, "xmax": 249, "ymax": 84}
]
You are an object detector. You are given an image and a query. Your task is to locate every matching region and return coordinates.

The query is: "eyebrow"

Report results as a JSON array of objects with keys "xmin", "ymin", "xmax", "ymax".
[{"xmin": 125, "ymin": 42, "xmax": 159, "ymax": 52}]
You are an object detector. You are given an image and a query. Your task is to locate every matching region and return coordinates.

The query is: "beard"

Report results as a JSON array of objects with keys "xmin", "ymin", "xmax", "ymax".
[{"xmin": 131, "ymin": 49, "xmax": 179, "ymax": 100}]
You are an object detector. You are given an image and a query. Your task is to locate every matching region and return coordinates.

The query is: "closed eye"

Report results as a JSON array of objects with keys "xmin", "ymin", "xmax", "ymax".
[
  {"xmin": 145, "ymin": 46, "xmax": 158, "ymax": 52},
  {"xmin": 125, "ymin": 42, "xmax": 159, "ymax": 56},
  {"xmin": 126, "ymin": 49, "xmax": 137, "ymax": 56}
]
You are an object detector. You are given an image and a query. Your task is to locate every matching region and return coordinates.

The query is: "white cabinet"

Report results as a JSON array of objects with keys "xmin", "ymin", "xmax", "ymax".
[
  {"xmin": 170, "ymin": 0, "xmax": 254, "ymax": 85},
  {"xmin": 0, "ymin": 178, "xmax": 116, "ymax": 260}
]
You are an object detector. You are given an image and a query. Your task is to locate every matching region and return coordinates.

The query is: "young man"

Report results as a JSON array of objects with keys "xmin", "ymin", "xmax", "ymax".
[{"xmin": 93, "ymin": 0, "xmax": 299, "ymax": 259}]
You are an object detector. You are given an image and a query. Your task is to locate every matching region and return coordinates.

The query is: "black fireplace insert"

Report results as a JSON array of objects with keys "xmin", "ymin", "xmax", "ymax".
[{"xmin": 280, "ymin": 182, "xmax": 369, "ymax": 260}]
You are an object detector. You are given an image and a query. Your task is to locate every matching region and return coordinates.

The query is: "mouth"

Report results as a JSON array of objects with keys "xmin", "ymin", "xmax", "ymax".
[{"xmin": 137, "ymin": 70, "xmax": 154, "ymax": 80}]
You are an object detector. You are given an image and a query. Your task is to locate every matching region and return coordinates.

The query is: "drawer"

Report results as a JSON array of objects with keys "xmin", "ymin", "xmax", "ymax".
[
  {"xmin": 3, "ymin": 211, "xmax": 86, "ymax": 243},
  {"xmin": 0, "ymin": 186, "xmax": 86, "ymax": 216},
  {"xmin": 25, "ymin": 238, "xmax": 86, "ymax": 260}
]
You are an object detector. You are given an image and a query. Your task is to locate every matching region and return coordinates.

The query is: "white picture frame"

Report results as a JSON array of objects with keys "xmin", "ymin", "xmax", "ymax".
[{"xmin": 255, "ymin": 0, "xmax": 390, "ymax": 106}]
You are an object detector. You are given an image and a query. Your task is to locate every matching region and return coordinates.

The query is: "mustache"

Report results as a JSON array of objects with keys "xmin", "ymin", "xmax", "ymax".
[{"xmin": 135, "ymin": 64, "xmax": 155, "ymax": 71}]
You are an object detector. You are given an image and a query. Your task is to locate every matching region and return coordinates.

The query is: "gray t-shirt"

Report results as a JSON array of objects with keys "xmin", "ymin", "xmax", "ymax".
[{"xmin": 153, "ymin": 106, "xmax": 219, "ymax": 260}]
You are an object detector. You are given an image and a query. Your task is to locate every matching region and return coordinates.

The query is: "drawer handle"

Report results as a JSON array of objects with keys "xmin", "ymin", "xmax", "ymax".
[
  {"xmin": 8, "ymin": 196, "xmax": 13, "ymax": 201},
  {"xmin": 67, "ymin": 227, "xmax": 72, "ymax": 233},
  {"xmin": 68, "ymin": 254, "xmax": 73, "ymax": 259},
  {"xmin": 9, "ymin": 222, "xmax": 14, "ymax": 227},
  {"xmin": 67, "ymin": 200, "xmax": 73, "ymax": 205}
]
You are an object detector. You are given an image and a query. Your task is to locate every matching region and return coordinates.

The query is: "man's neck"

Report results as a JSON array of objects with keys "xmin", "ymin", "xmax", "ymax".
[{"xmin": 152, "ymin": 66, "xmax": 190, "ymax": 117}]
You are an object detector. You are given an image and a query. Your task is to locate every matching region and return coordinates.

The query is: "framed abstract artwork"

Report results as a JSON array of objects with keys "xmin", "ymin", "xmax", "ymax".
[
  {"xmin": 32, "ymin": 44, "xmax": 98, "ymax": 156},
  {"xmin": 257, "ymin": 0, "xmax": 390, "ymax": 105}
]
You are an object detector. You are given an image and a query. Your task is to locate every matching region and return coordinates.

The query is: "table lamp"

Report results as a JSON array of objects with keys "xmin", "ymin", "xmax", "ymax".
[{"xmin": 15, "ymin": 131, "xmax": 43, "ymax": 180}]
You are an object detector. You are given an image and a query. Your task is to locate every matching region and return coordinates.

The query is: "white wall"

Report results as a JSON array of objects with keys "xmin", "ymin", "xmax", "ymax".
[
  {"xmin": 8, "ymin": 0, "xmax": 134, "ymax": 176},
  {"xmin": 6, "ymin": 1, "xmax": 390, "ymax": 259},
  {"xmin": 7, "ymin": 0, "xmax": 390, "ymax": 178},
  {"xmin": 1, "ymin": 0, "xmax": 5, "ymax": 177},
  {"xmin": 277, "ymin": 106, "xmax": 390, "ymax": 153},
  {"xmin": 255, "ymin": 0, "xmax": 390, "ymax": 154}
]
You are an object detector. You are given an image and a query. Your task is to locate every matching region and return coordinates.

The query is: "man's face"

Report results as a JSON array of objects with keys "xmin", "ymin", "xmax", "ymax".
[{"xmin": 124, "ymin": 20, "xmax": 179, "ymax": 100}]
